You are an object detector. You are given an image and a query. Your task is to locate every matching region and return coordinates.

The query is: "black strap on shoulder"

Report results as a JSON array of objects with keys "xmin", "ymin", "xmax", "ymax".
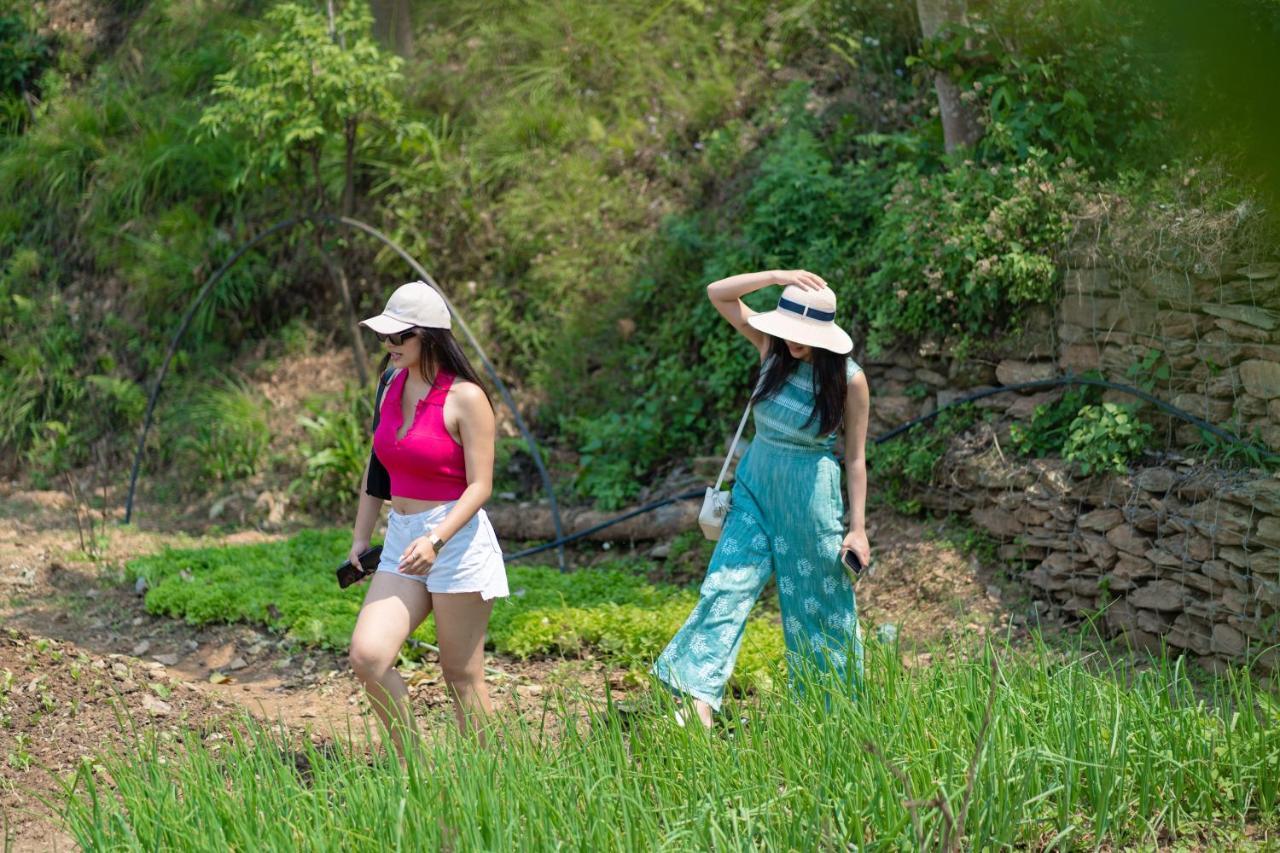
[
  {"xmin": 370, "ymin": 368, "xmax": 396, "ymax": 432},
  {"xmin": 365, "ymin": 368, "xmax": 397, "ymax": 501}
]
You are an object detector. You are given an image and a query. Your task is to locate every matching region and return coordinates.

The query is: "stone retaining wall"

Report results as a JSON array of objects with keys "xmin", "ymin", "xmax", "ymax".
[
  {"xmin": 856, "ymin": 261, "xmax": 1279, "ymax": 676},
  {"xmin": 917, "ymin": 446, "xmax": 1278, "ymax": 677}
]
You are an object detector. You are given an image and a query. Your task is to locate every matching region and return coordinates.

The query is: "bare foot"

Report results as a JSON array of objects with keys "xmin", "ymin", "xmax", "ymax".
[{"xmin": 692, "ymin": 698, "xmax": 714, "ymax": 729}]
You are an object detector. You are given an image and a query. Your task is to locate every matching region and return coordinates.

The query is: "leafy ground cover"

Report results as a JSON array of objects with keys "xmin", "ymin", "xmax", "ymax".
[
  {"xmin": 61, "ymin": 639, "xmax": 1280, "ymax": 850},
  {"xmin": 126, "ymin": 529, "xmax": 785, "ymax": 690}
]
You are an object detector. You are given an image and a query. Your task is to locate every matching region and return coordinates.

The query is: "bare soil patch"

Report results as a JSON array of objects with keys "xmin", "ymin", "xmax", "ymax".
[
  {"xmin": 0, "ymin": 628, "xmax": 243, "ymax": 851},
  {"xmin": 855, "ymin": 514, "xmax": 1026, "ymax": 647}
]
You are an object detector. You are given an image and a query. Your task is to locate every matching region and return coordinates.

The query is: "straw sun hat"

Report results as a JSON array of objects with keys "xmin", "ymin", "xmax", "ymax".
[{"xmin": 746, "ymin": 285, "xmax": 853, "ymax": 355}]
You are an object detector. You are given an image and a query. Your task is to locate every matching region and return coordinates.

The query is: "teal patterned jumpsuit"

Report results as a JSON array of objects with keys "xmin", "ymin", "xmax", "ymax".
[{"xmin": 654, "ymin": 358, "xmax": 864, "ymax": 710}]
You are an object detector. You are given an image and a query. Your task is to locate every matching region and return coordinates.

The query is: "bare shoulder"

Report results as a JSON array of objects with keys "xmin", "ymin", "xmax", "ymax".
[
  {"xmin": 449, "ymin": 380, "xmax": 493, "ymax": 411},
  {"xmin": 846, "ymin": 370, "xmax": 870, "ymax": 406}
]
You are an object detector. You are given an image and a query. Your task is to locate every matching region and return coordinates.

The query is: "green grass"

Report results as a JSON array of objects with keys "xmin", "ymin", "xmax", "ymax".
[
  {"xmin": 125, "ymin": 529, "xmax": 784, "ymax": 689},
  {"xmin": 61, "ymin": 640, "xmax": 1279, "ymax": 850}
]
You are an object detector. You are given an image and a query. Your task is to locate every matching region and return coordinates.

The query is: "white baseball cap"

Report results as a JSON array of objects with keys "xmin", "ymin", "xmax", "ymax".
[
  {"xmin": 359, "ymin": 280, "xmax": 452, "ymax": 334},
  {"xmin": 746, "ymin": 285, "xmax": 853, "ymax": 354}
]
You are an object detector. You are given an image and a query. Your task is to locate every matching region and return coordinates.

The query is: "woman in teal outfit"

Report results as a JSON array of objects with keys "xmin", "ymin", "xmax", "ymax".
[{"xmin": 653, "ymin": 268, "xmax": 872, "ymax": 729}]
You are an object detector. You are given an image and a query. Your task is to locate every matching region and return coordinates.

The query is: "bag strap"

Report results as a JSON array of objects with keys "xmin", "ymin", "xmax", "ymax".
[
  {"xmin": 714, "ymin": 399, "xmax": 753, "ymax": 491},
  {"xmin": 713, "ymin": 365, "xmax": 771, "ymax": 490},
  {"xmin": 370, "ymin": 368, "xmax": 396, "ymax": 432}
]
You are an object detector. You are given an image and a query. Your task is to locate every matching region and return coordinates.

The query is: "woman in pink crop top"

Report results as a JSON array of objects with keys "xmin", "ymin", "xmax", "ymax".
[{"xmin": 347, "ymin": 281, "xmax": 508, "ymax": 754}]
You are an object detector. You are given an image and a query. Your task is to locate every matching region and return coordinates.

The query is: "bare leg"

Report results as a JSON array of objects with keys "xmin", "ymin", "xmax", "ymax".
[
  {"xmin": 349, "ymin": 572, "xmax": 433, "ymax": 759},
  {"xmin": 691, "ymin": 698, "xmax": 714, "ymax": 729},
  {"xmin": 431, "ymin": 592, "xmax": 495, "ymax": 740}
]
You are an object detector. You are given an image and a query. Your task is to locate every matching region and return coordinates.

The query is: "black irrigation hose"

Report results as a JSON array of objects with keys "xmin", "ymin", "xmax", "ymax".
[
  {"xmin": 124, "ymin": 215, "xmax": 308, "ymax": 527},
  {"xmin": 123, "ymin": 210, "xmax": 1274, "ymax": 570},
  {"xmin": 873, "ymin": 373, "xmax": 1280, "ymax": 454},
  {"xmin": 501, "ymin": 373, "xmax": 1280, "ymax": 564},
  {"xmin": 122, "ymin": 213, "xmax": 568, "ymax": 571}
]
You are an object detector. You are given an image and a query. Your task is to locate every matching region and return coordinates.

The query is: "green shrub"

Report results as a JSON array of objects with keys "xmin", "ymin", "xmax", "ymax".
[
  {"xmin": 0, "ymin": 12, "xmax": 51, "ymax": 105},
  {"xmin": 0, "ymin": 9, "xmax": 47, "ymax": 136},
  {"xmin": 0, "ymin": 293, "xmax": 81, "ymax": 456},
  {"xmin": 568, "ymin": 411, "xmax": 654, "ymax": 510},
  {"xmin": 1009, "ymin": 382, "xmax": 1103, "ymax": 458},
  {"xmin": 916, "ymin": 0, "xmax": 1165, "ymax": 172},
  {"xmin": 197, "ymin": 1, "xmax": 403, "ymax": 197},
  {"xmin": 857, "ymin": 151, "xmax": 1081, "ymax": 353},
  {"xmin": 292, "ymin": 386, "xmax": 374, "ymax": 515},
  {"xmin": 1062, "ymin": 402, "xmax": 1153, "ymax": 475},
  {"xmin": 0, "ymin": 259, "xmax": 147, "ymax": 474},
  {"xmin": 867, "ymin": 404, "xmax": 980, "ymax": 513},
  {"xmin": 172, "ymin": 379, "xmax": 271, "ymax": 484}
]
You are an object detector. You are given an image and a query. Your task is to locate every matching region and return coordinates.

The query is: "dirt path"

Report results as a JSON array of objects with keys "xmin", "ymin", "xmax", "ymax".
[{"xmin": 0, "ymin": 482, "xmax": 1026, "ymax": 850}]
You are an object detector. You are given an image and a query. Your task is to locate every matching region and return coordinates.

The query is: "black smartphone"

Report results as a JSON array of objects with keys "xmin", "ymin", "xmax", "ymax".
[
  {"xmin": 336, "ymin": 545, "xmax": 384, "ymax": 589},
  {"xmin": 841, "ymin": 548, "xmax": 865, "ymax": 584}
]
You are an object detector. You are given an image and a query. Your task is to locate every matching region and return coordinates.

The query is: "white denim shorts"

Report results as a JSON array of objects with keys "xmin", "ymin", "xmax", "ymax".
[{"xmin": 376, "ymin": 504, "xmax": 509, "ymax": 600}]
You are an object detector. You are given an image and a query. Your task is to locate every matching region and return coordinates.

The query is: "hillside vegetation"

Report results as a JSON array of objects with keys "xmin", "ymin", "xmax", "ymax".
[{"xmin": 0, "ymin": 0, "xmax": 1272, "ymax": 510}]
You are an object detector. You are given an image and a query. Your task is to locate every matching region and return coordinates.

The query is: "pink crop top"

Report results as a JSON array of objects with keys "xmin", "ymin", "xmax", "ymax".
[{"xmin": 372, "ymin": 370, "xmax": 468, "ymax": 501}]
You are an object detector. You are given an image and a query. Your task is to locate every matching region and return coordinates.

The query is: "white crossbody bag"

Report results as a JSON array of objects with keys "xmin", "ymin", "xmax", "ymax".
[{"xmin": 697, "ymin": 399, "xmax": 753, "ymax": 541}]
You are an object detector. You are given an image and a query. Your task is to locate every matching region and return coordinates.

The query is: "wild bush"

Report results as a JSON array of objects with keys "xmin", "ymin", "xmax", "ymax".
[
  {"xmin": 857, "ymin": 150, "xmax": 1082, "ymax": 353},
  {"xmin": 867, "ymin": 404, "xmax": 981, "ymax": 513},
  {"xmin": 292, "ymin": 386, "xmax": 374, "ymax": 515},
  {"xmin": 197, "ymin": 1, "xmax": 403, "ymax": 204},
  {"xmin": 1062, "ymin": 402, "xmax": 1154, "ymax": 475},
  {"xmin": 0, "ymin": 253, "xmax": 146, "ymax": 476},
  {"xmin": 1009, "ymin": 382, "xmax": 1103, "ymax": 458},
  {"xmin": 0, "ymin": 11, "xmax": 51, "ymax": 134},
  {"xmin": 170, "ymin": 378, "xmax": 272, "ymax": 485},
  {"xmin": 915, "ymin": 0, "xmax": 1166, "ymax": 172}
]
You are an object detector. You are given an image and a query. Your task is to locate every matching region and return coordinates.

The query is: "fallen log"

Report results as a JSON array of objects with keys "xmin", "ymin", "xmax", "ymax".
[{"xmin": 486, "ymin": 498, "xmax": 701, "ymax": 543}]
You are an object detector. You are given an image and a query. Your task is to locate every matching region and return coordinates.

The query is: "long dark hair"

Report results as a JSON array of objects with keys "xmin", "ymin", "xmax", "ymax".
[
  {"xmin": 378, "ymin": 328, "xmax": 492, "ymax": 408},
  {"xmin": 751, "ymin": 336, "xmax": 847, "ymax": 435}
]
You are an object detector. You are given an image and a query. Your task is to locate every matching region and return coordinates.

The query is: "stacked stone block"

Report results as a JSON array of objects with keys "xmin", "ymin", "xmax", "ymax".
[{"xmin": 934, "ymin": 453, "xmax": 1278, "ymax": 676}]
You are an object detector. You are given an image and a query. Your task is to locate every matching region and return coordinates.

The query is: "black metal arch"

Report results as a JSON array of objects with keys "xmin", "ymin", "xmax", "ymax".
[{"xmin": 123, "ymin": 213, "xmax": 567, "ymax": 571}]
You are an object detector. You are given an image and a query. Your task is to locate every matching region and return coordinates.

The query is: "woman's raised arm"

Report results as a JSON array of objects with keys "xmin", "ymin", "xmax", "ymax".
[{"xmin": 706, "ymin": 269, "xmax": 827, "ymax": 356}]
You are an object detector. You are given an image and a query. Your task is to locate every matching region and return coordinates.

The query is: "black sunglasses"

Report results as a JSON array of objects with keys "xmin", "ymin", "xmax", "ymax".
[{"xmin": 375, "ymin": 328, "xmax": 419, "ymax": 346}]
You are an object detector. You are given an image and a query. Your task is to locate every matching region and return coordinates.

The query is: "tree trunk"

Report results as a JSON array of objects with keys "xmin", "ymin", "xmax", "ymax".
[
  {"xmin": 328, "ymin": 3, "xmax": 364, "ymax": 375},
  {"xmin": 342, "ymin": 117, "xmax": 357, "ymax": 218},
  {"xmin": 370, "ymin": 0, "xmax": 413, "ymax": 59},
  {"xmin": 310, "ymin": 146, "xmax": 325, "ymax": 211},
  {"xmin": 916, "ymin": 0, "xmax": 983, "ymax": 153},
  {"xmin": 316, "ymin": 236, "xmax": 371, "ymax": 386}
]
